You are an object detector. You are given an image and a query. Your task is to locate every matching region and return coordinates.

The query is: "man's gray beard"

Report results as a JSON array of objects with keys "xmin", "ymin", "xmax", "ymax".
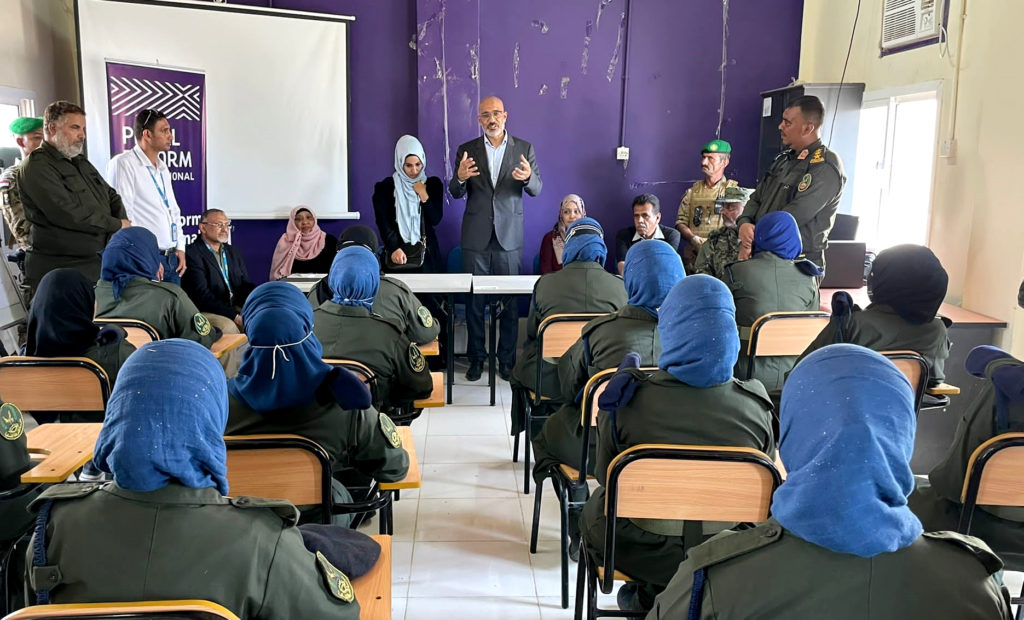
[{"xmin": 50, "ymin": 135, "xmax": 83, "ymax": 159}]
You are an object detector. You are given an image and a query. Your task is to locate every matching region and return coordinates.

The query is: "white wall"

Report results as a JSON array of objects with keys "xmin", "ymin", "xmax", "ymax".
[{"xmin": 0, "ymin": 0, "xmax": 78, "ymax": 110}]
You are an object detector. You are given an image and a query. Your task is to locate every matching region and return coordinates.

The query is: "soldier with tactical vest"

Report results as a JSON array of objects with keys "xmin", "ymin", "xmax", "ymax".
[
  {"xmin": 675, "ymin": 139, "xmax": 739, "ymax": 273},
  {"xmin": 692, "ymin": 186, "xmax": 751, "ymax": 281}
]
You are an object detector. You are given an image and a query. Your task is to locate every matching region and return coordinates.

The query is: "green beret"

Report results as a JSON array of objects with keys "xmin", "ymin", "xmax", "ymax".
[
  {"xmin": 701, "ymin": 139, "xmax": 731, "ymax": 155},
  {"xmin": 9, "ymin": 117, "xmax": 43, "ymax": 135},
  {"xmin": 715, "ymin": 186, "xmax": 753, "ymax": 204}
]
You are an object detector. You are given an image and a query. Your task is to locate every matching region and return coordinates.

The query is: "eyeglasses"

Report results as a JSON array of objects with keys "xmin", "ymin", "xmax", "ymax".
[
  {"xmin": 202, "ymin": 221, "xmax": 233, "ymax": 230},
  {"xmin": 140, "ymin": 109, "xmax": 156, "ymax": 129},
  {"xmin": 478, "ymin": 111, "xmax": 506, "ymax": 121}
]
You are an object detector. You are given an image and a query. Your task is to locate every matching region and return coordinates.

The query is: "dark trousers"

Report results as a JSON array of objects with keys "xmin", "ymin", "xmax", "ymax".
[
  {"xmin": 25, "ymin": 252, "xmax": 101, "ymax": 299},
  {"xmin": 463, "ymin": 233, "xmax": 520, "ymax": 366},
  {"xmin": 159, "ymin": 252, "xmax": 181, "ymax": 286}
]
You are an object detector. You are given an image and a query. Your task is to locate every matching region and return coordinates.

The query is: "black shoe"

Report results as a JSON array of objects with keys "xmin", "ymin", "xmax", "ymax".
[
  {"xmin": 498, "ymin": 363, "xmax": 513, "ymax": 382},
  {"xmin": 567, "ymin": 531, "xmax": 581, "ymax": 562},
  {"xmin": 616, "ymin": 583, "xmax": 643, "ymax": 612},
  {"xmin": 465, "ymin": 361, "xmax": 483, "ymax": 382}
]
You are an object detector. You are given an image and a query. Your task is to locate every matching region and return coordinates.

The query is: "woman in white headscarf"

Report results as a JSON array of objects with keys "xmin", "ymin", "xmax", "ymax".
[
  {"xmin": 538, "ymin": 194, "xmax": 585, "ymax": 274},
  {"xmin": 372, "ymin": 135, "xmax": 444, "ymax": 273}
]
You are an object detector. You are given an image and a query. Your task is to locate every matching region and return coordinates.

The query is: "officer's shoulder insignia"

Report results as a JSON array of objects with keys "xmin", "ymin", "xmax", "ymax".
[
  {"xmin": 687, "ymin": 521, "xmax": 783, "ymax": 570},
  {"xmin": 923, "ymin": 531, "xmax": 1004, "ymax": 575},
  {"xmin": 408, "ymin": 342, "xmax": 426, "ymax": 372},
  {"xmin": 0, "ymin": 403, "xmax": 24, "ymax": 441},
  {"xmin": 315, "ymin": 550, "xmax": 355, "ymax": 603},
  {"xmin": 809, "ymin": 148, "xmax": 825, "ymax": 164},
  {"xmin": 416, "ymin": 305, "xmax": 434, "ymax": 328},
  {"xmin": 796, "ymin": 149, "xmax": 809, "ymax": 160},
  {"xmin": 229, "ymin": 496, "xmax": 299, "ymax": 524},
  {"xmin": 797, "ymin": 173, "xmax": 812, "ymax": 192},
  {"xmin": 379, "ymin": 411, "xmax": 403, "ymax": 448},
  {"xmin": 193, "ymin": 312, "xmax": 211, "ymax": 336}
]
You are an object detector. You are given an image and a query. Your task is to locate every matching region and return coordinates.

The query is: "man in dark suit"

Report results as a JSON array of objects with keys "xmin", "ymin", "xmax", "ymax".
[
  {"xmin": 614, "ymin": 193, "xmax": 681, "ymax": 275},
  {"xmin": 181, "ymin": 208, "xmax": 256, "ymax": 334},
  {"xmin": 450, "ymin": 95, "xmax": 542, "ymax": 381}
]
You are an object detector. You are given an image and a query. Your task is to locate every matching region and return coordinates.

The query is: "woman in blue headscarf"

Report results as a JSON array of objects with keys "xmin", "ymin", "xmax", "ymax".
[
  {"xmin": 647, "ymin": 345, "xmax": 1011, "ymax": 619},
  {"xmin": 726, "ymin": 210, "xmax": 821, "ymax": 392},
  {"xmin": 578, "ymin": 275, "xmax": 775, "ymax": 612},
  {"xmin": 510, "ymin": 217, "xmax": 627, "ymax": 407},
  {"xmin": 96, "ymin": 227, "xmax": 222, "ymax": 349},
  {"xmin": 26, "ymin": 339, "xmax": 364, "ymax": 618},
  {"xmin": 313, "ymin": 246, "xmax": 433, "ymax": 412}
]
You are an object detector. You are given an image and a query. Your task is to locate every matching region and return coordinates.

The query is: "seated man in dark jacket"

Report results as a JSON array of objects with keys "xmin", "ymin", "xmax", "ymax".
[
  {"xmin": 182, "ymin": 209, "xmax": 256, "ymax": 334},
  {"xmin": 614, "ymin": 194, "xmax": 681, "ymax": 275}
]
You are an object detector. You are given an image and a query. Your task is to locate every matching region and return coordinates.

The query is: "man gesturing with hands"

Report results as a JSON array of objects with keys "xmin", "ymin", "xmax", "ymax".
[{"xmin": 450, "ymin": 95, "xmax": 542, "ymax": 381}]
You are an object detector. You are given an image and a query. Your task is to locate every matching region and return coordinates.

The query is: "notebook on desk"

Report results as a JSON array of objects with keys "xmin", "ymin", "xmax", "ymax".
[{"xmin": 821, "ymin": 241, "xmax": 867, "ymax": 288}]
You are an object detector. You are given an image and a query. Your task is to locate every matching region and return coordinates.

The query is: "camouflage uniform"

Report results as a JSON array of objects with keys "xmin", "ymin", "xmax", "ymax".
[
  {"xmin": 693, "ymin": 226, "xmax": 740, "ymax": 281},
  {"xmin": 0, "ymin": 163, "xmax": 32, "ymax": 250}
]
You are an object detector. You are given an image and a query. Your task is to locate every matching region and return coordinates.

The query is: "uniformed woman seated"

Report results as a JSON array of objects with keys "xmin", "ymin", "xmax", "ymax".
[
  {"xmin": 96, "ymin": 227, "xmax": 222, "ymax": 348},
  {"xmin": 1, "ymin": 400, "xmax": 39, "ymax": 612},
  {"xmin": 226, "ymin": 282, "xmax": 409, "ymax": 524},
  {"xmin": 313, "ymin": 246, "xmax": 433, "ymax": 411},
  {"xmin": 511, "ymin": 217, "xmax": 627, "ymax": 400},
  {"xmin": 25, "ymin": 339, "xmax": 362, "ymax": 619},
  {"xmin": 728, "ymin": 211, "xmax": 820, "ymax": 392},
  {"xmin": 910, "ymin": 345, "xmax": 1024, "ymax": 567},
  {"xmin": 797, "ymin": 243, "xmax": 950, "ymax": 385},
  {"xmin": 531, "ymin": 240, "xmax": 684, "ymax": 553},
  {"xmin": 580, "ymin": 275, "xmax": 775, "ymax": 612},
  {"xmin": 646, "ymin": 345, "xmax": 1012, "ymax": 619}
]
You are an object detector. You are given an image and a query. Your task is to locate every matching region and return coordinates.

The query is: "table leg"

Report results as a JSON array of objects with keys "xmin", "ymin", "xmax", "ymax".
[
  {"xmin": 445, "ymin": 293, "xmax": 454, "ymax": 404},
  {"xmin": 489, "ymin": 298, "xmax": 497, "ymax": 406}
]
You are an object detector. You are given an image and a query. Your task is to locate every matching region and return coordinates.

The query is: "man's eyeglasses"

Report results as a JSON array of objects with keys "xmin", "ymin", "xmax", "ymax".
[
  {"xmin": 140, "ymin": 109, "xmax": 156, "ymax": 130},
  {"xmin": 478, "ymin": 111, "xmax": 506, "ymax": 121},
  {"xmin": 202, "ymin": 221, "xmax": 233, "ymax": 230}
]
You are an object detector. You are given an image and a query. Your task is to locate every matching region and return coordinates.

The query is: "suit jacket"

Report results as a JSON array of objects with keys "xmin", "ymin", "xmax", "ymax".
[
  {"xmin": 182, "ymin": 239, "xmax": 256, "ymax": 319},
  {"xmin": 448, "ymin": 134, "xmax": 542, "ymax": 252}
]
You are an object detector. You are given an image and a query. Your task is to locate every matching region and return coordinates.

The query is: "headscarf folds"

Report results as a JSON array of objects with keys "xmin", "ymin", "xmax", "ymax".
[
  {"xmin": 753, "ymin": 211, "xmax": 802, "ymax": 259},
  {"xmin": 657, "ymin": 275, "xmax": 738, "ymax": 387},
  {"xmin": 623, "ymin": 240, "xmax": 685, "ymax": 317},
  {"xmin": 551, "ymin": 194, "xmax": 586, "ymax": 265},
  {"xmin": 100, "ymin": 227, "xmax": 161, "ymax": 300},
  {"xmin": 561, "ymin": 217, "xmax": 607, "ymax": 266},
  {"xmin": 269, "ymin": 206, "xmax": 327, "ymax": 280},
  {"xmin": 868, "ymin": 244, "xmax": 948, "ymax": 325},
  {"xmin": 26, "ymin": 269, "xmax": 101, "ymax": 357},
  {"xmin": 393, "ymin": 135, "xmax": 427, "ymax": 244},
  {"xmin": 329, "ymin": 246, "xmax": 381, "ymax": 310},
  {"xmin": 93, "ymin": 339, "xmax": 229, "ymax": 495},
  {"xmin": 774, "ymin": 344, "xmax": 922, "ymax": 557}
]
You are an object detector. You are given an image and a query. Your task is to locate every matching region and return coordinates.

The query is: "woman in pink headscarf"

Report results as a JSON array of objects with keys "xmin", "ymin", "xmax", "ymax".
[{"xmin": 269, "ymin": 206, "xmax": 337, "ymax": 279}]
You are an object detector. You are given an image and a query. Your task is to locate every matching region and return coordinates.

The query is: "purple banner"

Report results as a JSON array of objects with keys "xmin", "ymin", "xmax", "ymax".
[{"xmin": 105, "ymin": 61, "xmax": 206, "ymax": 242}]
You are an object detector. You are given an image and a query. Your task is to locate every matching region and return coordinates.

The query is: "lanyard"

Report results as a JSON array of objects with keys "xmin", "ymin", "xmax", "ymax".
[
  {"xmin": 138, "ymin": 150, "xmax": 178, "ymax": 244},
  {"xmin": 204, "ymin": 241, "xmax": 232, "ymax": 297}
]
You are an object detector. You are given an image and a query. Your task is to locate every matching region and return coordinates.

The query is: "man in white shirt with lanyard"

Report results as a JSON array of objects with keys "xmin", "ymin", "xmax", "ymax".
[{"xmin": 106, "ymin": 108, "xmax": 186, "ymax": 284}]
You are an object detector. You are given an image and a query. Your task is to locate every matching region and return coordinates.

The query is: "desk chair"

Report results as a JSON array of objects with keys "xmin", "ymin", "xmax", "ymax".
[
  {"xmin": 3, "ymin": 600, "xmax": 240, "ymax": 619},
  {"xmin": 93, "ymin": 318, "xmax": 160, "ymax": 350},
  {"xmin": 322, "ymin": 358, "xmax": 423, "ymax": 426},
  {"xmin": 0, "ymin": 357, "xmax": 110, "ymax": 422},
  {"xmin": 743, "ymin": 311, "xmax": 830, "ymax": 381},
  {"xmin": 881, "ymin": 350, "xmax": 961, "ymax": 412},
  {"xmin": 574, "ymin": 445, "xmax": 781, "ymax": 620},
  {"xmin": 514, "ymin": 313, "xmax": 605, "ymax": 495}
]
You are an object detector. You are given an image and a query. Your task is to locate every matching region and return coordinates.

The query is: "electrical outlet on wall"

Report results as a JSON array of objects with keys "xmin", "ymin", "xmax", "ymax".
[
  {"xmin": 939, "ymin": 138, "xmax": 956, "ymax": 158},
  {"xmin": 616, "ymin": 146, "xmax": 629, "ymax": 161}
]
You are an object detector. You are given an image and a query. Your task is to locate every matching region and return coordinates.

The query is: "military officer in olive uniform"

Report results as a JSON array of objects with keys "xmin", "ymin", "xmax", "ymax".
[
  {"xmin": 19, "ymin": 102, "xmax": 130, "ymax": 292},
  {"xmin": 692, "ymin": 186, "xmax": 750, "ymax": 281},
  {"xmin": 26, "ymin": 340, "xmax": 362, "ymax": 618},
  {"xmin": 737, "ymin": 96, "xmax": 845, "ymax": 270},
  {"xmin": 1, "ymin": 116, "xmax": 44, "ymax": 251},
  {"xmin": 675, "ymin": 140, "xmax": 739, "ymax": 272},
  {"xmin": 728, "ymin": 212, "xmax": 820, "ymax": 393},
  {"xmin": 580, "ymin": 275, "xmax": 775, "ymax": 611},
  {"xmin": 313, "ymin": 245, "xmax": 433, "ymax": 411},
  {"xmin": 647, "ymin": 346, "xmax": 1012, "ymax": 620}
]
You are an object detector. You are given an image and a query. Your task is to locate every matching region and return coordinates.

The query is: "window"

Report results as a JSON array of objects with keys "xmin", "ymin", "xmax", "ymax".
[
  {"xmin": 850, "ymin": 83, "xmax": 940, "ymax": 250},
  {"xmin": 0, "ymin": 87, "xmax": 37, "ymax": 168}
]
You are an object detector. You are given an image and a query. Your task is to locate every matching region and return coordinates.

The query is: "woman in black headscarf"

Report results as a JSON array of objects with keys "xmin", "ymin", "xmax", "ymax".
[{"xmin": 797, "ymin": 244, "xmax": 950, "ymax": 384}]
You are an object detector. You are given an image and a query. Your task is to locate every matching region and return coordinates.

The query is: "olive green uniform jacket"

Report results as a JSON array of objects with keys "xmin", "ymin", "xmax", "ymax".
[
  {"xmin": 737, "ymin": 139, "xmax": 845, "ymax": 267},
  {"xmin": 511, "ymin": 261, "xmax": 627, "ymax": 399},
  {"xmin": 646, "ymin": 519, "xmax": 1011, "ymax": 620},
  {"xmin": 95, "ymin": 277, "xmax": 222, "ymax": 348},
  {"xmin": 532, "ymin": 305, "xmax": 660, "ymax": 483},
  {"xmin": 728, "ymin": 252, "xmax": 820, "ymax": 392},
  {"xmin": 313, "ymin": 301, "xmax": 433, "ymax": 409},
  {"xmin": 580, "ymin": 370, "xmax": 775, "ymax": 591},
  {"xmin": 0, "ymin": 406, "xmax": 39, "ymax": 543},
  {"xmin": 26, "ymin": 482, "xmax": 360, "ymax": 619},
  {"xmin": 307, "ymin": 275, "xmax": 440, "ymax": 346}
]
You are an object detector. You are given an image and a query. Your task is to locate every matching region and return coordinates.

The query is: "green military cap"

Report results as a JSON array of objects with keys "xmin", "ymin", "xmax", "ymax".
[
  {"xmin": 701, "ymin": 139, "xmax": 731, "ymax": 154},
  {"xmin": 715, "ymin": 186, "xmax": 753, "ymax": 203},
  {"xmin": 9, "ymin": 117, "xmax": 43, "ymax": 135}
]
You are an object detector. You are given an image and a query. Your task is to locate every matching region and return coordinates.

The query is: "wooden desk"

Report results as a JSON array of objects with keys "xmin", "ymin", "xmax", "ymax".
[
  {"xmin": 353, "ymin": 534, "xmax": 391, "ymax": 620},
  {"xmin": 412, "ymin": 372, "xmax": 444, "ymax": 408},
  {"xmin": 23, "ymin": 423, "xmax": 102, "ymax": 483},
  {"xmin": 819, "ymin": 288, "xmax": 1008, "ymax": 327},
  {"xmin": 419, "ymin": 339, "xmax": 440, "ymax": 357},
  {"xmin": 211, "ymin": 334, "xmax": 248, "ymax": 359},
  {"xmin": 380, "ymin": 427, "xmax": 420, "ymax": 491}
]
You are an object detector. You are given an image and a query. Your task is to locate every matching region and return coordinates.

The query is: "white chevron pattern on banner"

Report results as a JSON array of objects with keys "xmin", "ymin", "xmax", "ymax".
[{"xmin": 108, "ymin": 76, "xmax": 201, "ymax": 121}]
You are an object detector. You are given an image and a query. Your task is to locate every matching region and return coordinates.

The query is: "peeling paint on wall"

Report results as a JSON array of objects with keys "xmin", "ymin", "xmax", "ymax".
[
  {"xmin": 409, "ymin": 33, "xmax": 418, "ymax": 52},
  {"xmin": 606, "ymin": 11, "xmax": 626, "ymax": 83},
  {"xmin": 595, "ymin": 0, "xmax": 613, "ymax": 30},
  {"xmin": 716, "ymin": 0, "xmax": 730, "ymax": 138},
  {"xmin": 513, "ymin": 42, "xmax": 520, "ymax": 88},
  {"xmin": 468, "ymin": 43, "xmax": 480, "ymax": 82},
  {"xmin": 530, "ymin": 19, "xmax": 549, "ymax": 34},
  {"xmin": 539, "ymin": 84, "xmax": 548, "ymax": 95},
  {"xmin": 629, "ymin": 179, "xmax": 690, "ymax": 190},
  {"xmin": 581, "ymin": 20, "xmax": 594, "ymax": 74},
  {"xmin": 560, "ymin": 77, "xmax": 570, "ymax": 99}
]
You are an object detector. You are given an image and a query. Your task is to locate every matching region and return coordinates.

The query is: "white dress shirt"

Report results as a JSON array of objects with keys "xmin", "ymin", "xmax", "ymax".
[
  {"xmin": 106, "ymin": 145, "xmax": 184, "ymax": 251},
  {"xmin": 483, "ymin": 131, "xmax": 509, "ymax": 187}
]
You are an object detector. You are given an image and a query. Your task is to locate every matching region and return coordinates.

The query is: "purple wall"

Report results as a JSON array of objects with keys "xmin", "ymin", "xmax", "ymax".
[{"xmin": 228, "ymin": 0, "xmax": 803, "ymax": 280}]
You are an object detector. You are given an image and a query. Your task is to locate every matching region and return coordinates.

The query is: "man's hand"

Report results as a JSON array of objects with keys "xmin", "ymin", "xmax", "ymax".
[
  {"xmin": 234, "ymin": 314, "xmax": 244, "ymax": 331},
  {"xmin": 391, "ymin": 248, "xmax": 407, "ymax": 265},
  {"xmin": 413, "ymin": 181, "xmax": 429, "ymax": 203},
  {"xmin": 156, "ymin": 262, "xmax": 164, "ymax": 281},
  {"xmin": 511, "ymin": 154, "xmax": 532, "ymax": 181},
  {"xmin": 457, "ymin": 151, "xmax": 479, "ymax": 182},
  {"xmin": 692, "ymin": 235, "xmax": 705, "ymax": 247},
  {"xmin": 738, "ymin": 222, "xmax": 755, "ymax": 260},
  {"xmin": 175, "ymin": 250, "xmax": 187, "ymax": 276},
  {"xmin": 120, "ymin": 219, "xmax": 131, "ymax": 229}
]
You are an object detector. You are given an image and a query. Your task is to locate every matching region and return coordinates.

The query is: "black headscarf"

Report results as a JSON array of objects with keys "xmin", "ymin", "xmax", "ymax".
[
  {"xmin": 337, "ymin": 225, "xmax": 380, "ymax": 253},
  {"xmin": 26, "ymin": 269, "xmax": 103, "ymax": 357},
  {"xmin": 867, "ymin": 244, "xmax": 948, "ymax": 325}
]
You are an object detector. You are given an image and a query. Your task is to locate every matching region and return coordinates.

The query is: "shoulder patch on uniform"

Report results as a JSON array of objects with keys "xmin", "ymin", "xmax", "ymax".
[
  {"xmin": 686, "ymin": 521, "xmax": 783, "ymax": 570},
  {"xmin": 193, "ymin": 313, "xmax": 212, "ymax": 336},
  {"xmin": 408, "ymin": 342, "xmax": 426, "ymax": 372},
  {"xmin": 797, "ymin": 173, "xmax": 812, "ymax": 192},
  {"xmin": 229, "ymin": 496, "xmax": 300, "ymax": 525},
  {"xmin": 809, "ymin": 148, "xmax": 825, "ymax": 164},
  {"xmin": 316, "ymin": 550, "xmax": 355, "ymax": 603},
  {"xmin": 379, "ymin": 411, "xmax": 402, "ymax": 448},
  {"xmin": 0, "ymin": 403, "xmax": 24, "ymax": 440},
  {"xmin": 923, "ymin": 531, "xmax": 1004, "ymax": 575},
  {"xmin": 417, "ymin": 305, "xmax": 434, "ymax": 328}
]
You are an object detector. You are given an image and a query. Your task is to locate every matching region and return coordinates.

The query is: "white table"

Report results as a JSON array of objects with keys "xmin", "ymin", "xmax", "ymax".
[{"xmin": 471, "ymin": 275, "xmax": 541, "ymax": 405}]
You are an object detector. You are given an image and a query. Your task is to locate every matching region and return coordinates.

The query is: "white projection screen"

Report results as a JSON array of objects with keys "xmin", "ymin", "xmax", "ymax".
[{"xmin": 76, "ymin": 0, "xmax": 352, "ymax": 218}]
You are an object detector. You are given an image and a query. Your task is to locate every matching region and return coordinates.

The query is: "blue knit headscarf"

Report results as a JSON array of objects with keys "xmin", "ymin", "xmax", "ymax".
[
  {"xmin": 753, "ymin": 211, "xmax": 802, "ymax": 259},
  {"xmin": 100, "ymin": 227, "xmax": 161, "ymax": 300},
  {"xmin": 328, "ymin": 246, "xmax": 380, "ymax": 310},
  {"xmin": 562, "ymin": 217, "xmax": 607, "ymax": 266},
  {"xmin": 623, "ymin": 239, "xmax": 684, "ymax": 317},
  {"xmin": 93, "ymin": 339, "xmax": 229, "ymax": 495},
  {"xmin": 657, "ymin": 275, "xmax": 738, "ymax": 387},
  {"xmin": 774, "ymin": 344, "xmax": 922, "ymax": 557}
]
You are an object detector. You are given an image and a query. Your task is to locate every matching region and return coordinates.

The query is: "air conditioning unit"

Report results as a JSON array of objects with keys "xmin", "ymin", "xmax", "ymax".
[{"xmin": 881, "ymin": 0, "xmax": 946, "ymax": 51}]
